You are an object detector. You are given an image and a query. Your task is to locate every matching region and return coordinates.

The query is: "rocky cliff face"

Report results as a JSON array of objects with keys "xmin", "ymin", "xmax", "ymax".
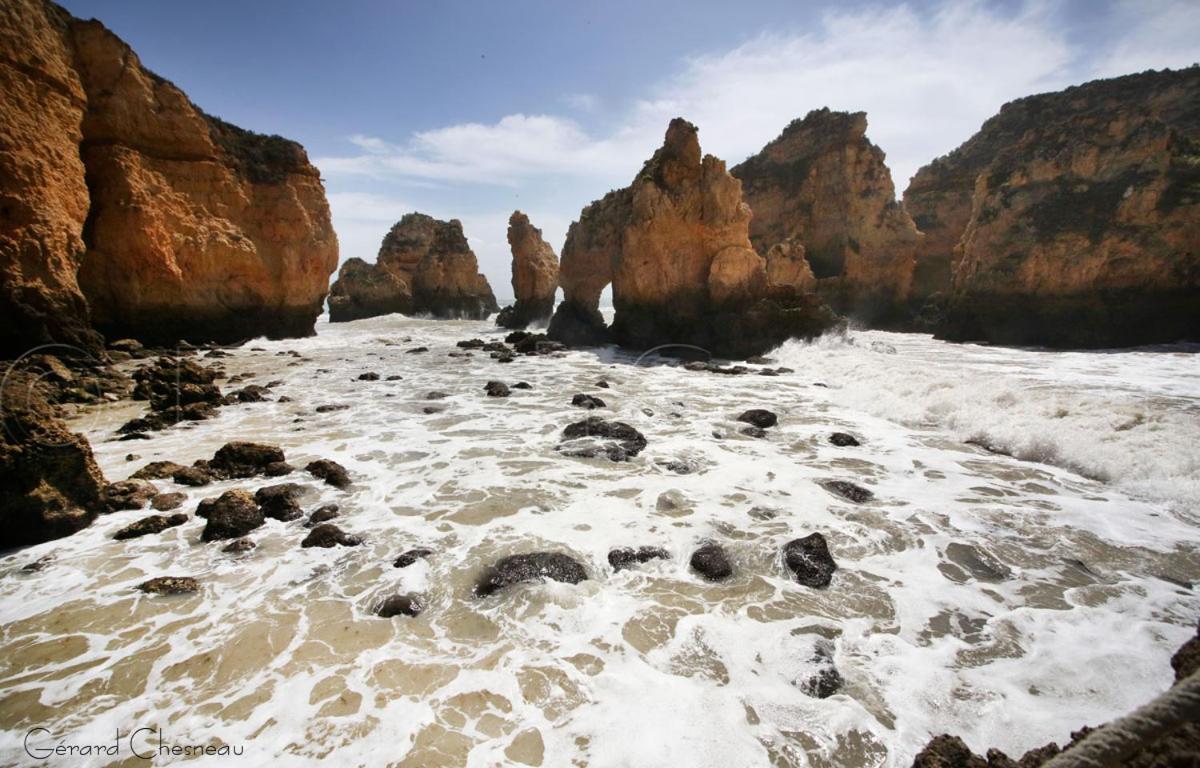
[
  {"xmin": 0, "ymin": 0, "xmax": 338, "ymax": 354},
  {"xmin": 496, "ymin": 210, "xmax": 558, "ymax": 329},
  {"xmin": 329, "ymin": 213, "xmax": 498, "ymax": 322},
  {"xmin": 732, "ymin": 109, "xmax": 922, "ymax": 325},
  {"xmin": 548, "ymin": 118, "xmax": 836, "ymax": 358},
  {"xmin": 906, "ymin": 68, "xmax": 1200, "ymax": 347}
]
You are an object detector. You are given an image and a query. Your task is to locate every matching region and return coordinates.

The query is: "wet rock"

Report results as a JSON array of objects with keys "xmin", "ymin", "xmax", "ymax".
[
  {"xmin": 910, "ymin": 735, "xmax": 990, "ymax": 768},
  {"xmin": 799, "ymin": 640, "xmax": 844, "ymax": 698},
  {"xmin": 608, "ymin": 546, "xmax": 670, "ymax": 572},
  {"xmin": 172, "ymin": 466, "xmax": 215, "ymax": 487},
  {"xmin": 737, "ymin": 409, "xmax": 778, "ymax": 429},
  {"xmin": 425, "ymin": 391, "xmax": 449, "ymax": 400},
  {"xmin": 301, "ymin": 523, "xmax": 362, "ymax": 548},
  {"xmin": 306, "ymin": 504, "xmax": 340, "ymax": 527},
  {"xmin": 306, "ymin": 459, "xmax": 351, "ymax": 489},
  {"xmin": 375, "ymin": 593, "xmax": 426, "ymax": 618},
  {"xmin": 150, "ymin": 492, "xmax": 186, "ymax": 511},
  {"xmin": 595, "ymin": 380, "xmax": 610, "ymax": 389},
  {"xmin": 222, "ymin": 538, "xmax": 256, "ymax": 554},
  {"xmin": 820, "ymin": 480, "xmax": 874, "ymax": 504},
  {"xmin": 944, "ymin": 542, "xmax": 1011, "ymax": 583},
  {"xmin": 740, "ymin": 426, "xmax": 767, "ymax": 439},
  {"xmin": 394, "ymin": 547, "xmax": 434, "ymax": 568},
  {"xmin": 422, "ymin": 406, "xmax": 443, "ymax": 415},
  {"xmin": 104, "ymin": 480, "xmax": 159, "ymax": 512},
  {"xmin": 494, "ymin": 352, "xmax": 515, "ymax": 363},
  {"xmin": 232, "ymin": 385, "xmax": 272, "ymax": 402},
  {"xmin": 130, "ymin": 461, "xmax": 187, "ymax": 480},
  {"xmin": 113, "ymin": 513, "xmax": 188, "ymax": 540},
  {"xmin": 784, "ymin": 533, "xmax": 837, "ymax": 588},
  {"xmin": 558, "ymin": 417, "xmax": 647, "ymax": 462},
  {"xmin": 315, "ymin": 404, "xmax": 350, "ymax": 413},
  {"xmin": 512, "ymin": 381, "xmax": 532, "ymax": 390},
  {"xmin": 264, "ymin": 461, "xmax": 295, "ymax": 477},
  {"xmin": 118, "ymin": 417, "xmax": 156, "ymax": 435},
  {"xmin": 254, "ymin": 483, "xmax": 307, "ymax": 521},
  {"xmin": 406, "ymin": 346, "xmax": 429, "ymax": 354},
  {"xmin": 357, "ymin": 372, "xmax": 380, "ymax": 381},
  {"xmin": 1171, "ymin": 624, "xmax": 1200, "ymax": 682},
  {"xmin": 386, "ymin": 375, "xmax": 403, "ymax": 381},
  {"xmin": 475, "ymin": 552, "xmax": 588, "ymax": 597},
  {"xmin": 485, "ymin": 381, "xmax": 511, "ymax": 397},
  {"xmin": 830, "ymin": 432, "xmax": 860, "ymax": 447},
  {"xmin": 690, "ymin": 542, "xmax": 733, "ymax": 581},
  {"xmin": 571, "ymin": 394, "xmax": 606, "ymax": 410},
  {"xmin": 200, "ymin": 490, "xmax": 265, "ymax": 541},
  {"xmin": 457, "ymin": 338, "xmax": 486, "ymax": 349},
  {"xmin": 138, "ymin": 576, "xmax": 199, "ymax": 595},
  {"xmin": 209, "ymin": 442, "xmax": 286, "ymax": 479}
]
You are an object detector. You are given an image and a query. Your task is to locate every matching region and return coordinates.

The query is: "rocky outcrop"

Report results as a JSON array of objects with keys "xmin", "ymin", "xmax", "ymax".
[
  {"xmin": 329, "ymin": 213, "xmax": 498, "ymax": 322},
  {"xmin": 495, "ymin": 211, "xmax": 559, "ymax": 328},
  {"xmin": 732, "ymin": 109, "xmax": 922, "ymax": 325},
  {"xmin": 0, "ymin": 0, "xmax": 338, "ymax": 353},
  {"xmin": 548, "ymin": 118, "xmax": 836, "ymax": 357},
  {"xmin": 906, "ymin": 68, "xmax": 1200, "ymax": 347},
  {"xmin": 0, "ymin": 370, "xmax": 106, "ymax": 547}
]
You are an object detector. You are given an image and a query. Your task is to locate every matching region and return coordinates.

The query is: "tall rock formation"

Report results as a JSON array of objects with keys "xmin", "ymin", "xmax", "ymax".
[
  {"xmin": 548, "ymin": 118, "xmax": 836, "ymax": 358},
  {"xmin": 329, "ymin": 213, "xmax": 498, "ymax": 322},
  {"xmin": 732, "ymin": 109, "xmax": 922, "ymax": 325},
  {"xmin": 495, "ymin": 211, "xmax": 559, "ymax": 329},
  {"xmin": 0, "ymin": 0, "xmax": 338, "ymax": 354},
  {"xmin": 906, "ymin": 68, "xmax": 1200, "ymax": 347}
]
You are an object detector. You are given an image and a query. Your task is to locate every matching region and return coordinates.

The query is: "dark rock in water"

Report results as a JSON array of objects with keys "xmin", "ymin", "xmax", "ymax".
[
  {"xmin": 394, "ymin": 547, "xmax": 434, "ymax": 568},
  {"xmin": 254, "ymin": 483, "xmax": 307, "ymax": 521},
  {"xmin": 118, "ymin": 432, "xmax": 152, "ymax": 441},
  {"xmin": 784, "ymin": 534, "xmax": 838, "ymax": 588},
  {"xmin": 172, "ymin": 466, "xmax": 214, "ymax": 487},
  {"xmin": 222, "ymin": 538, "xmax": 256, "ymax": 554},
  {"xmin": 406, "ymin": 346, "xmax": 429, "ymax": 354},
  {"xmin": 659, "ymin": 458, "xmax": 700, "ymax": 474},
  {"xmin": 357, "ymin": 372, "xmax": 380, "ymax": 381},
  {"xmin": 375, "ymin": 593, "xmax": 426, "ymax": 618},
  {"xmin": 820, "ymin": 480, "xmax": 874, "ymax": 503},
  {"xmin": 301, "ymin": 523, "xmax": 362, "ymax": 548},
  {"xmin": 746, "ymin": 355, "xmax": 774, "ymax": 365},
  {"xmin": 512, "ymin": 381, "xmax": 532, "ymax": 390},
  {"xmin": 1172, "ymin": 624, "xmax": 1200, "ymax": 682},
  {"xmin": 799, "ymin": 640, "xmax": 843, "ymax": 698},
  {"xmin": 740, "ymin": 426, "xmax": 767, "ymax": 439},
  {"xmin": 737, "ymin": 409, "xmax": 778, "ymax": 429},
  {"xmin": 104, "ymin": 480, "xmax": 158, "ymax": 512},
  {"xmin": 457, "ymin": 338, "xmax": 486, "ymax": 349},
  {"xmin": 830, "ymin": 432, "xmax": 860, "ymax": 447},
  {"xmin": 130, "ymin": 460, "xmax": 186, "ymax": 480},
  {"xmin": 264, "ymin": 461, "xmax": 294, "ymax": 477},
  {"xmin": 475, "ymin": 552, "xmax": 588, "ymax": 597},
  {"xmin": 306, "ymin": 459, "xmax": 351, "ymax": 489},
  {"xmin": 316, "ymin": 404, "xmax": 350, "ymax": 413},
  {"xmin": 494, "ymin": 352, "xmax": 515, "ymax": 363},
  {"xmin": 422, "ymin": 406, "xmax": 443, "ymax": 415},
  {"xmin": 484, "ymin": 381, "xmax": 511, "ymax": 398},
  {"xmin": 559, "ymin": 417, "xmax": 647, "ymax": 462},
  {"xmin": 232, "ymin": 385, "xmax": 272, "ymax": 402},
  {"xmin": 690, "ymin": 542, "xmax": 733, "ymax": 581},
  {"xmin": 595, "ymin": 380, "xmax": 611, "ymax": 389},
  {"xmin": 425, "ymin": 391, "xmax": 449, "ymax": 400},
  {"xmin": 386, "ymin": 375, "xmax": 403, "ymax": 381},
  {"xmin": 505, "ymin": 331, "xmax": 532, "ymax": 344},
  {"xmin": 306, "ymin": 504, "xmax": 340, "ymax": 527},
  {"xmin": 608, "ymin": 546, "xmax": 670, "ymax": 572},
  {"xmin": 910, "ymin": 735, "xmax": 992, "ymax": 768},
  {"xmin": 151, "ymin": 492, "xmax": 186, "ymax": 511},
  {"xmin": 944, "ymin": 542, "xmax": 1011, "ymax": 582},
  {"xmin": 113, "ymin": 513, "xmax": 188, "ymax": 540},
  {"xmin": 118, "ymin": 417, "xmax": 155, "ymax": 435},
  {"xmin": 200, "ymin": 490, "xmax": 265, "ymax": 541},
  {"xmin": 571, "ymin": 393, "xmax": 607, "ymax": 410},
  {"xmin": 138, "ymin": 576, "xmax": 199, "ymax": 595},
  {"xmin": 209, "ymin": 442, "xmax": 286, "ymax": 479}
]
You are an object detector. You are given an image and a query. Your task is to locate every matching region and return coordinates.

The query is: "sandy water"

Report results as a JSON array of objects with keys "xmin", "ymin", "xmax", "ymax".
[{"xmin": 0, "ymin": 316, "xmax": 1197, "ymax": 767}]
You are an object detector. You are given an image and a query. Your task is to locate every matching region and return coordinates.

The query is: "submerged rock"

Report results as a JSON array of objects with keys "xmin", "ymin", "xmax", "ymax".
[
  {"xmin": 306, "ymin": 504, "xmax": 340, "ymax": 527},
  {"xmin": 608, "ymin": 546, "xmax": 670, "ymax": 572},
  {"xmin": 375, "ymin": 593, "xmax": 426, "ymax": 618},
  {"xmin": 306, "ymin": 459, "xmax": 351, "ymax": 489},
  {"xmin": 484, "ymin": 381, "xmax": 511, "ymax": 398},
  {"xmin": 571, "ymin": 394, "xmax": 607, "ymax": 410},
  {"xmin": 222, "ymin": 538, "xmax": 256, "ymax": 554},
  {"xmin": 690, "ymin": 542, "xmax": 733, "ymax": 582},
  {"xmin": 301, "ymin": 523, "xmax": 362, "ymax": 548},
  {"xmin": 737, "ymin": 409, "xmax": 778, "ymax": 429},
  {"xmin": 199, "ymin": 490, "xmax": 264, "ymax": 541},
  {"xmin": 799, "ymin": 639, "xmax": 843, "ymax": 699},
  {"xmin": 113, "ymin": 513, "xmax": 188, "ymax": 540},
  {"xmin": 829, "ymin": 432, "xmax": 860, "ymax": 447},
  {"xmin": 558, "ymin": 417, "xmax": 647, "ymax": 462},
  {"xmin": 820, "ymin": 480, "xmax": 874, "ymax": 504},
  {"xmin": 475, "ymin": 552, "xmax": 588, "ymax": 597},
  {"xmin": 394, "ymin": 547, "xmax": 434, "ymax": 568},
  {"xmin": 138, "ymin": 576, "xmax": 199, "ymax": 595},
  {"xmin": 783, "ymin": 533, "xmax": 838, "ymax": 588}
]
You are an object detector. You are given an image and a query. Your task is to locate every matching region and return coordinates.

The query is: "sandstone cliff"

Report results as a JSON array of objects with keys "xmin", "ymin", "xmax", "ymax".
[
  {"xmin": 0, "ymin": 0, "xmax": 338, "ymax": 354},
  {"xmin": 548, "ymin": 118, "xmax": 836, "ymax": 357},
  {"xmin": 906, "ymin": 68, "xmax": 1200, "ymax": 347},
  {"xmin": 329, "ymin": 213, "xmax": 498, "ymax": 322},
  {"xmin": 732, "ymin": 109, "xmax": 922, "ymax": 325},
  {"xmin": 496, "ymin": 210, "xmax": 559, "ymax": 329}
]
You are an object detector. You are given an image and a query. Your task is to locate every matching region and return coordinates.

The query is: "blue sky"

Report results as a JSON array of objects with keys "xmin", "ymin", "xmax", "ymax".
[{"xmin": 59, "ymin": 0, "xmax": 1200, "ymax": 298}]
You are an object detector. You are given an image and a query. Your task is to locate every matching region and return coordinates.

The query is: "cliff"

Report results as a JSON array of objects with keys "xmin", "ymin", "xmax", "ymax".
[
  {"xmin": 732, "ymin": 109, "xmax": 922, "ymax": 325},
  {"xmin": 548, "ymin": 118, "xmax": 836, "ymax": 357},
  {"xmin": 495, "ymin": 210, "xmax": 559, "ymax": 329},
  {"xmin": 905, "ymin": 68, "xmax": 1200, "ymax": 347},
  {"xmin": 0, "ymin": 0, "xmax": 338, "ymax": 354},
  {"xmin": 329, "ymin": 213, "xmax": 498, "ymax": 322}
]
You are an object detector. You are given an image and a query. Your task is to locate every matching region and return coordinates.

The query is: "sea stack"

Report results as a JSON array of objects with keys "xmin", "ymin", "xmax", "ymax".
[
  {"xmin": 731, "ymin": 109, "xmax": 922, "ymax": 326},
  {"xmin": 548, "ymin": 118, "xmax": 836, "ymax": 358},
  {"xmin": 329, "ymin": 213, "xmax": 498, "ymax": 321},
  {"xmin": 905, "ymin": 67, "xmax": 1200, "ymax": 347},
  {"xmin": 495, "ymin": 211, "xmax": 559, "ymax": 329}
]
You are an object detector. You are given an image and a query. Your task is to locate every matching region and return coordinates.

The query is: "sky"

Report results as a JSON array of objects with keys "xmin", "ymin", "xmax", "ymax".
[{"xmin": 59, "ymin": 0, "xmax": 1200, "ymax": 300}]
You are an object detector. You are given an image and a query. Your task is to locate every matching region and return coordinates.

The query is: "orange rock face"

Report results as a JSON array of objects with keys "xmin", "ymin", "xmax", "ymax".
[
  {"xmin": 909, "ymin": 68, "xmax": 1200, "ymax": 347},
  {"xmin": 0, "ymin": 0, "xmax": 338, "ymax": 353},
  {"xmin": 496, "ymin": 211, "xmax": 559, "ymax": 328},
  {"xmin": 549, "ymin": 118, "xmax": 835, "ymax": 357},
  {"xmin": 732, "ymin": 109, "xmax": 921, "ymax": 325},
  {"xmin": 329, "ymin": 213, "xmax": 498, "ymax": 321}
]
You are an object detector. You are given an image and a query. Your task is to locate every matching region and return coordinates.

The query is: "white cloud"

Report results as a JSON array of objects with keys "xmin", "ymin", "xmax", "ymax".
[{"xmin": 1092, "ymin": 0, "xmax": 1200, "ymax": 78}]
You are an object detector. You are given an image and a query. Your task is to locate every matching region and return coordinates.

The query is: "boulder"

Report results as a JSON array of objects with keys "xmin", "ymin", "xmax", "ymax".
[
  {"xmin": 830, "ymin": 432, "xmax": 860, "ymax": 447},
  {"xmin": 484, "ymin": 381, "xmax": 511, "ymax": 398},
  {"xmin": 305, "ymin": 459, "xmax": 351, "ymax": 489},
  {"xmin": 375, "ymin": 593, "xmax": 426, "ymax": 618},
  {"xmin": 783, "ymin": 533, "xmax": 837, "ymax": 588},
  {"xmin": 820, "ymin": 480, "xmax": 874, "ymax": 504},
  {"xmin": 301, "ymin": 523, "xmax": 362, "ymax": 548},
  {"xmin": 172, "ymin": 465, "xmax": 215, "ymax": 486},
  {"xmin": 571, "ymin": 394, "xmax": 606, "ymax": 410},
  {"xmin": 306, "ymin": 504, "xmax": 340, "ymax": 527},
  {"xmin": 222, "ymin": 538, "xmax": 256, "ymax": 554},
  {"xmin": 558, "ymin": 417, "xmax": 647, "ymax": 461},
  {"xmin": 394, "ymin": 547, "xmax": 434, "ymax": 568},
  {"xmin": 496, "ymin": 211, "xmax": 559, "ymax": 329},
  {"xmin": 209, "ymin": 441, "xmax": 286, "ymax": 478},
  {"xmin": 608, "ymin": 546, "xmax": 670, "ymax": 572},
  {"xmin": 113, "ymin": 513, "xmax": 187, "ymax": 540},
  {"xmin": 253, "ymin": 483, "xmax": 306, "ymax": 521},
  {"xmin": 103, "ymin": 479, "xmax": 158, "ymax": 512},
  {"xmin": 137, "ymin": 576, "xmax": 199, "ymax": 595},
  {"xmin": 475, "ymin": 552, "xmax": 588, "ymax": 597},
  {"xmin": 150, "ymin": 492, "xmax": 186, "ymax": 511},
  {"xmin": 328, "ymin": 257, "xmax": 413, "ymax": 322},
  {"xmin": 736, "ymin": 409, "xmax": 778, "ymax": 429},
  {"xmin": 130, "ymin": 460, "xmax": 186, "ymax": 480},
  {"xmin": 199, "ymin": 489, "xmax": 264, "ymax": 541},
  {"xmin": 690, "ymin": 542, "xmax": 733, "ymax": 581}
]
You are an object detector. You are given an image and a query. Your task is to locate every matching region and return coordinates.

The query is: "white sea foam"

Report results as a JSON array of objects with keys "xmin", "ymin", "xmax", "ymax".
[{"xmin": 0, "ymin": 318, "xmax": 1196, "ymax": 767}]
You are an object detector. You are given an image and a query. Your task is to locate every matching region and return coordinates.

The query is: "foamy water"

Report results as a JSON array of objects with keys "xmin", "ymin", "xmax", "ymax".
[{"xmin": 1, "ymin": 317, "xmax": 1197, "ymax": 767}]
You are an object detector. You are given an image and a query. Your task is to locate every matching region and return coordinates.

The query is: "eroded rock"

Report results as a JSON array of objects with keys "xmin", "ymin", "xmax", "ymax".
[{"xmin": 475, "ymin": 552, "xmax": 588, "ymax": 597}]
